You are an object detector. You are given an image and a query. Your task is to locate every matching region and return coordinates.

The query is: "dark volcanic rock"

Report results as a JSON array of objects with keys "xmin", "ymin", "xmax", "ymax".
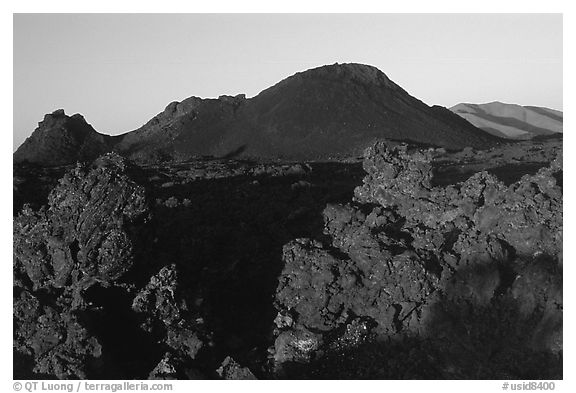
[
  {"xmin": 14, "ymin": 109, "xmax": 114, "ymax": 166},
  {"xmin": 13, "ymin": 153, "xmax": 150, "ymax": 297},
  {"xmin": 148, "ymin": 353, "xmax": 180, "ymax": 380},
  {"xmin": 272, "ymin": 140, "xmax": 562, "ymax": 378},
  {"xmin": 13, "ymin": 138, "xmax": 561, "ymax": 380},
  {"xmin": 132, "ymin": 264, "xmax": 210, "ymax": 361},
  {"xmin": 275, "ymin": 237, "xmax": 437, "ymax": 334},
  {"xmin": 13, "ymin": 154, "xmax": 151, "ymax": 379},
  {"xmin": 13, "ymin": 288, "xmax": 102, "ymax": 379},
  {"xmin": 216, "ymin": 356, "xmax": 257, "ymax": 380}
]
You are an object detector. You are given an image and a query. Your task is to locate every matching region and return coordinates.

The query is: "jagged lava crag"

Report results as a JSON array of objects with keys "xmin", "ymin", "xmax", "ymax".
[{"xmin": 14, "ymin": 110, "xmax": 115, "ymax": 166}]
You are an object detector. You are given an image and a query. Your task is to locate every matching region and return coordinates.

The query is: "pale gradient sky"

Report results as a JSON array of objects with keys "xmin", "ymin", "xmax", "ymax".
[{"xmin": 13, "ymin": 13, "xmax": 563, "ymax": 150}]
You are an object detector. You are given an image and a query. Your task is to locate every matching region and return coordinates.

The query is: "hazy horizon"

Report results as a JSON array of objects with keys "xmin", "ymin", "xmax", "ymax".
[{"xmin": 13, "ymin": 13, "xmax": 563, "ymax": 150}]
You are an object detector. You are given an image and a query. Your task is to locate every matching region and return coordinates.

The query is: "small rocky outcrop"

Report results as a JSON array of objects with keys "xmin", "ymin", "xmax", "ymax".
[
  {"xmin": 132, "ymin": 264, "xmax": 210, "ymax": 362},
  {"xmin": 216, "ymin": 356, "xmax": 257, "ymax": 380}
]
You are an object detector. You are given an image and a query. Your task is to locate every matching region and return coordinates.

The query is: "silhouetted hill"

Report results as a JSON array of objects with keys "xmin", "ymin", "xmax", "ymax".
[
  {"xmin": 450, "ymin": 102, "xmax": 563, "ymax": 140},
  {"xmin": 117, "ymin": 63, "xmax": 500, "ymax": 162},
  {"xmin": 15, "ymin": 64, "xmax": 503, "ymax": 165},
  {"xmin": 14, "ymin": 109, "xmax": 115, "ymax": 166}
]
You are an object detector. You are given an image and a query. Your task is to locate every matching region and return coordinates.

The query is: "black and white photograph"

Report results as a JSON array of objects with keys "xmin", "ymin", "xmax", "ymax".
[{"xmin": 6, "ymin": 4, "xmax": 570, "ymax": 388}]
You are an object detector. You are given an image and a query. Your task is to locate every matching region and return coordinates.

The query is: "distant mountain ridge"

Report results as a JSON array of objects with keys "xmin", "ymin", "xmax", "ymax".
[
  {"xmin": 450, "ymin": 102, "xmax": 562, "ymax": 140},
  {"xmin": 15, "ymin": 63, "xmax": 503, "ymax": 166}
]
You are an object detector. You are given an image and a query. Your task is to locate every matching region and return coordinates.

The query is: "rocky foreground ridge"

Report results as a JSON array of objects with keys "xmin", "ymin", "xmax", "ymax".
[{"xmin": 14, "ymin": 138, "xmax": 562, "ymax": 379}]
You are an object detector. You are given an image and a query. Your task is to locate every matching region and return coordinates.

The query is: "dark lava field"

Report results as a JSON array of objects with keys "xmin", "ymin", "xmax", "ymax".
[{"xmin": 13, "ymin": 138, "xmax": 562, "ymax": 380}]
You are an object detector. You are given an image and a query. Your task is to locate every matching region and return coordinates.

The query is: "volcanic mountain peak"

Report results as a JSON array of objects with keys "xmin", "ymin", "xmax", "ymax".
[
  {"xmin": 14, "ymin": 109, "xmax": 114, "ymax": 166},
  {"xmin": 16, "ymin": 63, "xmax": 504, "ymax": 166},
  {"xmin": 38, "ymin": 109, "xmax": 89, "ymax": 135},
  {"xmin": 296, "ymin": 63, "xmax": 396, "ymax": 87},
  {"xmin": 258, "ymin": 63, "xmax": 402, "ymax": 98}
]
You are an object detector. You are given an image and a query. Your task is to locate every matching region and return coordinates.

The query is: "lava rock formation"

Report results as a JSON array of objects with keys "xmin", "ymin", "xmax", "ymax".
[
  {"xmin": 14, "ymin": 109, "xmax": 115, "ymax": 166},
  {"xmin": 272, "ymin": 141, "xmax": 562, "ymax": 378},
  {"xmin": 13, "ymin": 139, "xmax": 562, "ymax": 379},
  {"xmin": 13, "ymin": 154, "xmax": 151, "ymax": 378}
]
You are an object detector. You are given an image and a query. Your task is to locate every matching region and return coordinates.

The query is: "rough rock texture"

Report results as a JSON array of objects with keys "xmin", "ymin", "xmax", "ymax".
[
  {"xmin": 276, "ymin": 237, "xmax": 437, "ymax": 334},
  {"xmin": 13, "ymin": 154, "xmax": 151, "ymax": 378},
  {"xmin": 132, "ymin": 264, "xmax": 209, "ymax": 361},
  {"xmin": 216, "ymin": 356, "xmax": 257, "ymax": 380},
  {"xmin": 148, "ymin": 353, "xmax": 180, "ymax": 380},
  {"xmin": 13, "ymin": 289, "xmax": 102, "ymax": 379},
  {"xmin": 14, "ymin": 109, "xmax": 114, "ymax": 166},
  {"xmin": 147, "ymin": 352, "xmax": 205, "ymax": 380},
  {"xmin": 273, "ymin": 140, "xmax": 562, "ymax": 378},
  {"xmin": 14, "ymin": 153, "xmax": 149, "ymax": 298},
  {"xmin": 13, "ymin": 139, "xmax": 561, "ymax": 379}
]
